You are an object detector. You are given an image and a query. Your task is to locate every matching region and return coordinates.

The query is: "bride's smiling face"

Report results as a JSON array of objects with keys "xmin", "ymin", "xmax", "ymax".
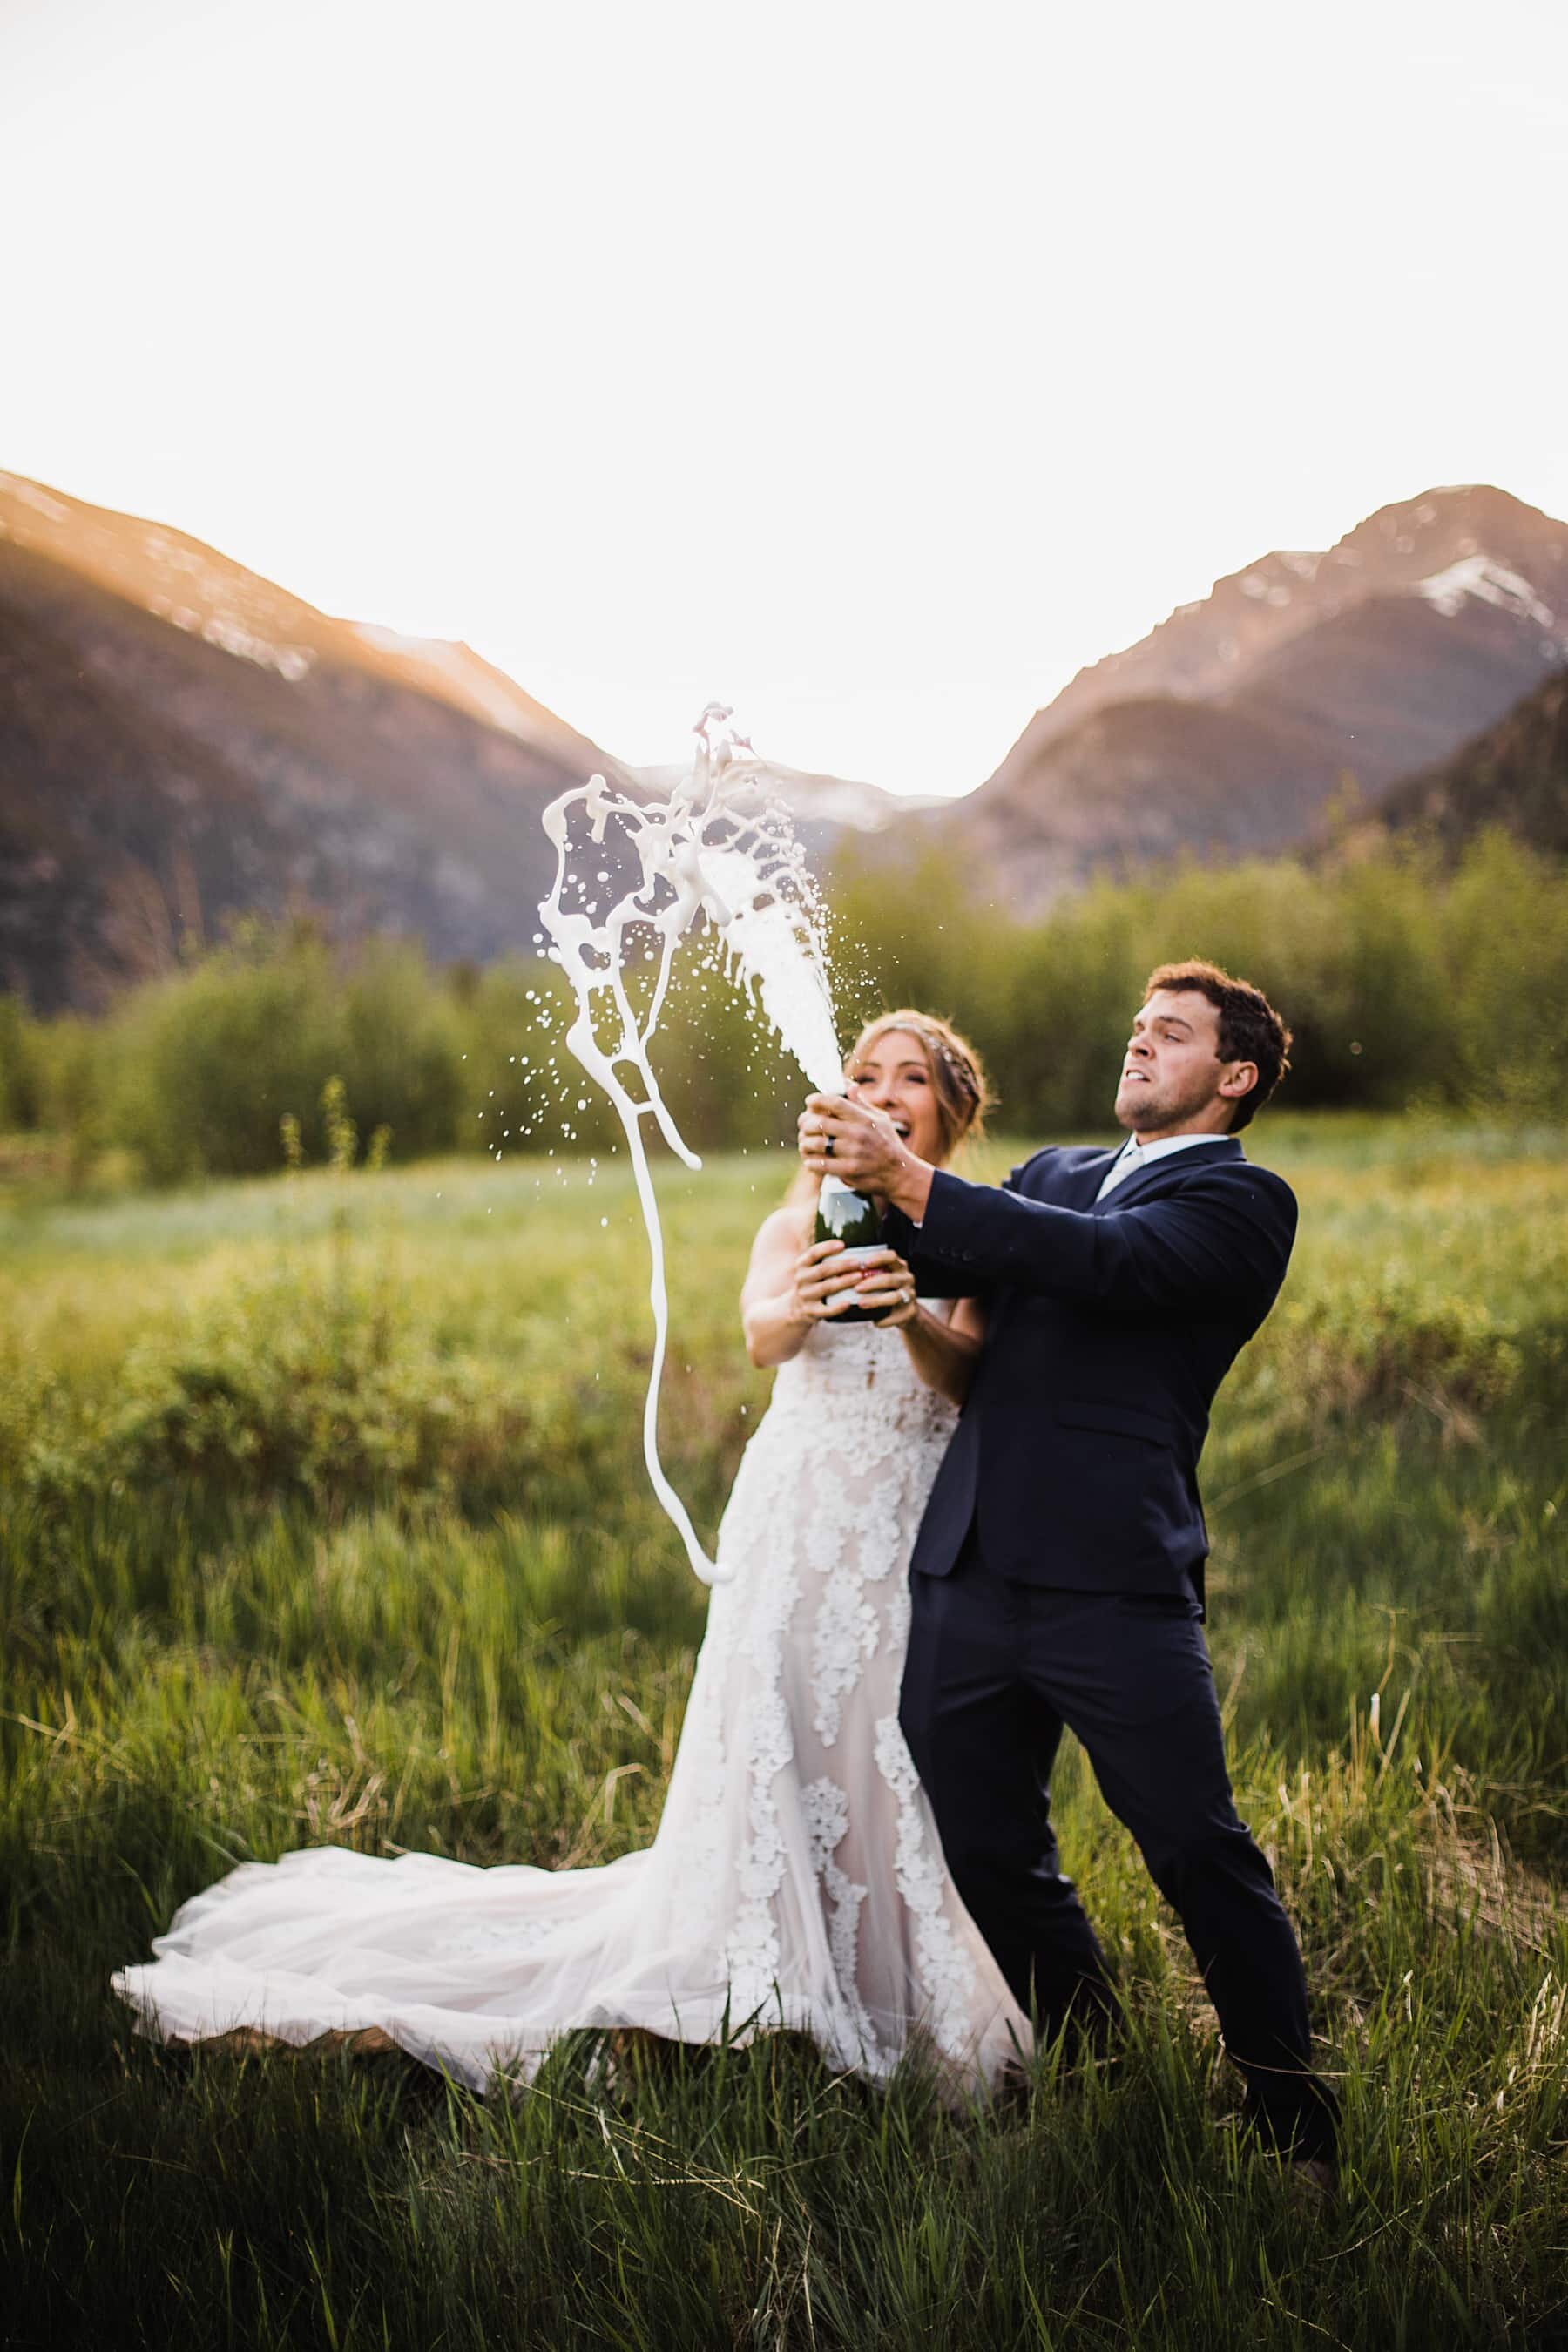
[{"xmin": 846, "ymin": 1031, "xmax": 946, "ymax": 1165}]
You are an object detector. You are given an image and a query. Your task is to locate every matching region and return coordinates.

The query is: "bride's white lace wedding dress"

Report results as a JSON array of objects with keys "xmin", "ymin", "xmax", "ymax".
[{"xmin": 113, "ymin": 1303, "xmax": 1028, "ymax": 2093}]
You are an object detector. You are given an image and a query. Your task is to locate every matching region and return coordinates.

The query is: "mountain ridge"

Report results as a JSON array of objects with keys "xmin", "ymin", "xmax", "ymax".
[
  {"xmin": 3, "ymin": 469, "xmax": 1565, "ymax": 1010},
  {"xmin": 0, "ymin": 476, "xmax": 623, "ymax": 1009},
  {"xmin": 993, "ymin": 484, "xmax": 1565, "ymax": 770},
  {"xmin": 1364, "ymin": 665, "xmax": 1568, "ymax": 858},
  {"xmin": 917, "ymin": 483, "xmax": 1568, "ymax": 907}
]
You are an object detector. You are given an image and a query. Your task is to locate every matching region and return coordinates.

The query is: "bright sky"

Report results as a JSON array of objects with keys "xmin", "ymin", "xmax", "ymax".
[{"xmin": 3, "ymin": 0, "xmax": 1566, "ymax": 795}]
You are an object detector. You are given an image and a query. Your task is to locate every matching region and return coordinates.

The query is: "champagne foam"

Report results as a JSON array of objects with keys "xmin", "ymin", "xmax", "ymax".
[{"xmin": 538, "ymin": 705, "xmax": 843, "ymax": 1582}]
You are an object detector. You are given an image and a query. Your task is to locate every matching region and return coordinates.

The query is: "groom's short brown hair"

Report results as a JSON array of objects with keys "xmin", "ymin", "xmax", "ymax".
[{"xmin": 1143, "ymin": 961, "xmax": 1292, "ymax": 1131}]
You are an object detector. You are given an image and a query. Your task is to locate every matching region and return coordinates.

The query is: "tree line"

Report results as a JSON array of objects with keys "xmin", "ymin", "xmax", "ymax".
[{"xmin": 0, "ymin": 829, "xmax": 1561, "ymax": 1186}]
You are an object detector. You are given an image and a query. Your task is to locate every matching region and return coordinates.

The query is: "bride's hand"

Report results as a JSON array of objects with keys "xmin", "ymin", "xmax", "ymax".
[
  {"xmin": 848, "ymin": 1247, "xmax": 918, "ymax": 1329},
  {"xmin": 792, "ymin": 1236, "xmax": 866, "ymax": 1321}
]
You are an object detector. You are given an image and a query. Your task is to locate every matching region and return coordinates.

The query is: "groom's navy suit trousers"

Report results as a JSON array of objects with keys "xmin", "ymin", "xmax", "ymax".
[{"xmin": 886, "ymin": 1139, "xmax": 1337, "ymax": 2161}]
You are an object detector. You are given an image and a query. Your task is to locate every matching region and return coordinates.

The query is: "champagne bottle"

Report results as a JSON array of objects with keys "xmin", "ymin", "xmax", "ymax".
[{"xmin": 814, "ymin": 1172, "xmax": 884, "ymax": 1326}]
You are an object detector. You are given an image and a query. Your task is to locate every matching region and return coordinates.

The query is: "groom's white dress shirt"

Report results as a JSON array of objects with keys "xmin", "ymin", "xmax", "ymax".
[{"xmin": 1095, "ymin": 1131, "xmax": 1233, "ymax": 1201}]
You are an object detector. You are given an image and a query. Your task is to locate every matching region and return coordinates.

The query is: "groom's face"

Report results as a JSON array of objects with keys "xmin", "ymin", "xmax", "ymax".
[{"xmin": 1115, "ymin": 990, "xmax": 1228, "ymax": 1133}]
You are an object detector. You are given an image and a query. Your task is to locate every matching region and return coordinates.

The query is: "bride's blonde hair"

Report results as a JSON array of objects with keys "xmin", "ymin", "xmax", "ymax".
[
  {"xmin": 783, "ymin": 1009, "xmax": 992, "ymax": 1213},
  {"xmin": 848, "ymin": 1009, "xmax": 991, "ymax": 1159}
]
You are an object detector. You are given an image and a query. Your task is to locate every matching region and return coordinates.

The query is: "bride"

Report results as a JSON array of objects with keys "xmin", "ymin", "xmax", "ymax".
[{"xmin": 113, "ymin": 1011, "xmax": 1028, "ymax": 2094}]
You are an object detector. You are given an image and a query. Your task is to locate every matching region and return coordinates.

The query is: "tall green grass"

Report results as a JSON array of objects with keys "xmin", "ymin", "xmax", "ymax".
[{"xmin": 3, "ymin": 1121, "xmax": 1565, "ymax": 2348}]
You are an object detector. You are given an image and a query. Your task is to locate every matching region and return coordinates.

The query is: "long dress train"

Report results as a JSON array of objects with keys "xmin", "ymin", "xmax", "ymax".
[{"xmin": 112, "ymin": 1304, "xmax": 1028, "ymax": 2092}]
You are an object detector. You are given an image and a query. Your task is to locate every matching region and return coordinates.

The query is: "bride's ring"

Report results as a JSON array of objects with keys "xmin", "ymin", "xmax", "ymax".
[{"xmin": 822, "ymin": 1134, "xmax": 835, "ymax": 1158}]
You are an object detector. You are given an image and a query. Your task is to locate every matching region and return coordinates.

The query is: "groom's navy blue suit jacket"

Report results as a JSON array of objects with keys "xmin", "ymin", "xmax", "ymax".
[{"xmin": 883, "ymin": 1138, "xmax": 1297, "ymax": 1610}]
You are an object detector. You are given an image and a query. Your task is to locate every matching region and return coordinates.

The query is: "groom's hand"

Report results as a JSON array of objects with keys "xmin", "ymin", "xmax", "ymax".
[{"xmin": 799, "ymin": 1094, "xmax": 936, "ymax": 1222}]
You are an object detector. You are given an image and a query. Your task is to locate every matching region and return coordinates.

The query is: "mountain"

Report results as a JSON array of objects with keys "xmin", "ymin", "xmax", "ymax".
[
  {"xmin": 0, "ymin": 472, "xmax": 621, "ymax": 1009},
  {"xmin": 0, "ymin": 470, "xmax": 915, "ymax": 1010},
  {"xmin": 7, "ymin": 468, "xmax": 1565, "ymax": 1012},
  {"xmin": 1370, "ymin": 666, "xmax": 1568, "ymax": 857},
  {"xmin": 929, "ymin": 485, "xmax": 1568, "ymax": 907},
  {"xmin": 630, "ymin": 753, "xmax": 941, "ymax": 863}
]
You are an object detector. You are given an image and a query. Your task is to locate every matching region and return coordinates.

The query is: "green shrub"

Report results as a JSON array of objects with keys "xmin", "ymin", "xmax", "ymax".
[
  {"xmin": 333, "ymin": 942, "xmax": 467, "ymax": 1159},
  {"xmin": 3, "ymin": 830, "xmax": 1564, "ymax": 1188},
  {"xmin": 830, "ymin": 828, "xmax": 1562, "ymax": 1135},
  {"xmin": 1442, "ymin": 829, "xmax": 1568, "ymax": 1114},
  {"xmin": 26, "ymin": 1010, "xmax": 112, "ymax": 1173},
  {"xmin": 0, "ymin": 994, "xmax": 38, "ymax": 1130},
  {"xmin": 104, "ymin": 927, "xmax": 343, "ymax": 1181},
  {"xmin": 451, "ymin": 956, "xmax": 622, "ymax": 1159},
  {"xmin": 100, "ymin": 929, "xmax": 466, "ymax": 1182}
]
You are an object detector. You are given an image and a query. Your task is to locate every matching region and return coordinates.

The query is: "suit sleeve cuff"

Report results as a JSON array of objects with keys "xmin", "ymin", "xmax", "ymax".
[{"xmin": 889, "ymin": 1168, "xmax": 981, "ymax": 1264}]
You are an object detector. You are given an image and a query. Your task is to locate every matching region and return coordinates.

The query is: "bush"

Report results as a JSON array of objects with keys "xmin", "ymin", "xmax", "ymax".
[
  {"xmin": 1442, "ymin": 830, "xmax": 1568, "ymax": 1115},
  {"xmin": 102, "ymin": 928, "xmax": 467, "ymax": 1182},
  {"xmin": 831, "ymin": 828, "xmax": 1563, "ymax": 1134},
  {"xmin": 0, "ymin": 996, "xmax": 38, "ymax": 1130},
  {"xmin": 1, "ymin": 831, "xmax": 1563, "ymax": 1186},
  {"xmin": 451, "ymin": 956, "xmax": 623, "ymax": 1159},
  {"xmin": 103, "ymin": 927, "xmax": 341, "ymax": 1181},
  {"xmin": 26, "ymin": 1012, "xmax": 113, "ymax": 1174}
]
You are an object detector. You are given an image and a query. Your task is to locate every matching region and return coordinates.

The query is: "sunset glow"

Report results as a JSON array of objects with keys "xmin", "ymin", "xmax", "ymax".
[{"xmin": 3, "ymin": 0, "xmax": 1565, "ymax": 793}]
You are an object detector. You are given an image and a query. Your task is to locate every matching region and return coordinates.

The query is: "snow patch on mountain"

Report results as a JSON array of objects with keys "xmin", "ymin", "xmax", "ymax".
[
  {"xmin": 1416, "ymin": 556, "xmax": 1556, "ymax": 631},
  {"xmin": 630, "ymin": 758, "xmax": 936, "ymax": 833},
  {"xmin": 199, "ymin": 613, "xmax": 315, "ymax": 680}
]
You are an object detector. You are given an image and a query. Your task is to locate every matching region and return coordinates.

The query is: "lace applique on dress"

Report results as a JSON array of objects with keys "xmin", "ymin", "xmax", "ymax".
[
  {"xmin": 811, "ymin": 1578, "xmax": 881, "ymax": 1745},
  {"xmin": 874, "ymin": 1713, "xmax": 980, "ymax": 2057},
  {"xmin": 802, "ymin": 1774, "xmax": 875, "ymax": 2058}
]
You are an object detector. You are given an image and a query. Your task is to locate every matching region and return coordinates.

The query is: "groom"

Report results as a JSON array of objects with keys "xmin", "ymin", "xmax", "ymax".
[{"xmin": 800, "ymin": 961, "xmax": 1337, "ymax": 2175}]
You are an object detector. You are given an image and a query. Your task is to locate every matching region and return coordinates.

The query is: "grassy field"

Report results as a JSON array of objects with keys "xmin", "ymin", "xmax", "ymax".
[{"xmin": 3, "ymin": 1115, "xmax": 1565, "ymax": 2349}]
